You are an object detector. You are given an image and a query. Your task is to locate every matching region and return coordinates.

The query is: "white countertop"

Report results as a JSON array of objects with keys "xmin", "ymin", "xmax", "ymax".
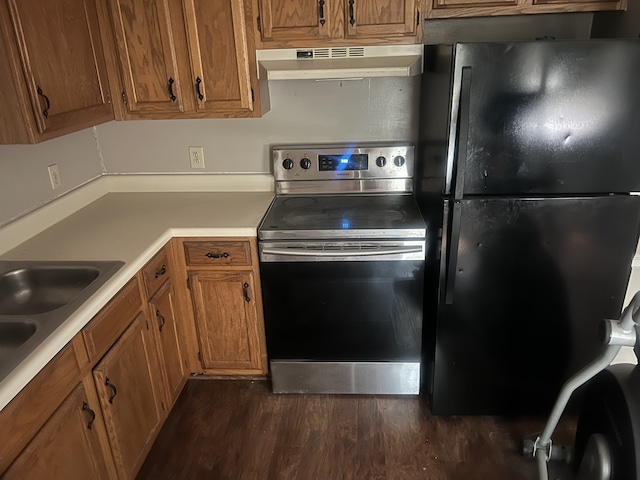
[{"xmin": 0, "ymin": 185, "xmax": 274, "ymax": 411}]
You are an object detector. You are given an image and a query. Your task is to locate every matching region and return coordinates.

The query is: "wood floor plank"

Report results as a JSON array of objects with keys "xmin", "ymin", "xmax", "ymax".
[{"xmin": 137, "ymin": 379, "xmax": 577, "ymax": 480}]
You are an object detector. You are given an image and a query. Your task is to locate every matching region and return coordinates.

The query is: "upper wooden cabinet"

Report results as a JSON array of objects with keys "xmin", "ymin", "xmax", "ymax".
[
  {"xmin": 103, "ymin": 0, "xmax": 269, "ymax": 119},
  {"xmin": 425, "ymin": 0, "xmax": 626, "ymax": 18},
  {"xmin": 0, "ymin": 0, "xmax": 114, "ymax": 144},
  {"xmin": 107, "ymin": 0, "xmax": 185, "ymax": 115},
  {"xmin": 344, "ymin": 0, "xmax": 419, "ymax": 40},
  {"xmin": 254, "ymin": 0, "xmax": 421, "ymax": 48}
]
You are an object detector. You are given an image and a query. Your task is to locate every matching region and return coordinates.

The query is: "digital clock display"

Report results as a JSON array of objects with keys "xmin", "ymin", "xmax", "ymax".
[{"xmin": 318, "ymin": 153, "xmax": 368, "ymax": 171}]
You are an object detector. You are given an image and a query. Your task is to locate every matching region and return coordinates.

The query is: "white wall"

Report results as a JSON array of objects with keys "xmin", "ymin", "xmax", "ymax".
[
  {"xmin": 0, "ymin": 128, "xmax": 103, "ymax": 227},
  {"xmin": 96, "ymin": 77, "xmax": 420, "ymax": 174},
  {"xmin": 0, "ymin": 77, "xmax": 419, "ymax": 226}
]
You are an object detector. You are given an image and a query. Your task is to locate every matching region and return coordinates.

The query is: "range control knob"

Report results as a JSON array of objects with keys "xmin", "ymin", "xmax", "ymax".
[
  {"xmin": 375, "ymin": 156, "xmax": 387, "ymax": 167},
  {"xmin": 300, "ymin": 157, "xmax": 312, "ymax": 169},
  {"xmin": 393, "ymin": 155, "xmax": 406, "ymax": 167},
  {"xmin": 282, "ymin": 158, "xmax": 294, "ymax": 170}
]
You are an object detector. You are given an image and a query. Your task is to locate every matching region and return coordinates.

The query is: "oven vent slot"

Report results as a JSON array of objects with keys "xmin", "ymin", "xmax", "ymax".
[
  {"xmin": 293, "ymin": 47, "xmax": 367, "ymax": 60},
  {"xmin": 285, "ymin": 244, "xmax": 388, "ymax": 252}
]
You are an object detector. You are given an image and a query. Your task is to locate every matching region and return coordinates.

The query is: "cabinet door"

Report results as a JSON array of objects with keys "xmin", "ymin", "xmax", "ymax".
[
  {"xmin": 3, "ymin": 381, "xmax": 113, "ymax": 480},
  {"xmin": 108, "ymin": 0, "xmax": 185, "ymax": 114},
  {"xmin": 344, "ymin": 0, "xmax": 419, "ymax": 40},
  {"xmin": 2, "ymin": 0, "xmax": 113, "ymax": 138},
  {"xmin": 93, "ymin": 312, "xmax": 165, "ymax": 479},
  {"xmin": 149, "ymin": 280, "xmax": 188, "ymax": 408},
  {"xmin": 189, "ymin": 270, "xmax": 264, "ymax": 371},
  {"xmin": 182, "ymin": 0, "xmax": 254, "ymax": 114},
  {"xmin": 256, "ymin": 0, "xmax": 334, "ymax": 43}
]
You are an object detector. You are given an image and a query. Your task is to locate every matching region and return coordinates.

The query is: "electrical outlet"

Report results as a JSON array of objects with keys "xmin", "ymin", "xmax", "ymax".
[
  {"xmin": 189, "ymin": 146, "xmax": 205, "ymax": 169},
  {"xmin": 48, "ymin": 164, "xmax": 61, "ymax": 189}
]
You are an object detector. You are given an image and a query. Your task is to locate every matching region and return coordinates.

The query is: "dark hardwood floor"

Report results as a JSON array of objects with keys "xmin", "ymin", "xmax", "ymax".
[{"xmin": 137, "ymin": 379, "xmax": 577, "ymax": 480}]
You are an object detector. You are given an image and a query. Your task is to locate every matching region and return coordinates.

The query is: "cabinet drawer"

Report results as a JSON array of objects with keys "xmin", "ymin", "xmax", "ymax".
[
  {"xmin": 183, "ymin": 241, "xmax": 251, "ymax": 266},
  {"xmin": 82, "ymin": 278, "xmax": 142, "ymax": 363},
  {"xmin": 141, "ymin": 248, "xmax": 171, "ymax": 299},
  {"xmin": 0, "ymin": 341, "xmax": 80, "ymax": 474}
]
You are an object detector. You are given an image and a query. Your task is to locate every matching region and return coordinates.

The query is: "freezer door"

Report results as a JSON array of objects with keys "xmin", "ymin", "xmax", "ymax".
[
  {"xmin": 448, "ymin": 40, "xmax": 640, "ymax": 196},
  {"xmin": 430, "ymin": 195, "xmax": 640, "ymax": 415}
]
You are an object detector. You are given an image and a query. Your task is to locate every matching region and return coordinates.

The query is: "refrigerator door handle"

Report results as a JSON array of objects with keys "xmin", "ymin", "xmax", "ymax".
[
  {"xmin": 454, "ymin": 67, "xmax": 472, "ymax": 201},
  {"xmin": 445, "ymin": 200, "xmax": 463, "ymax": 305}
]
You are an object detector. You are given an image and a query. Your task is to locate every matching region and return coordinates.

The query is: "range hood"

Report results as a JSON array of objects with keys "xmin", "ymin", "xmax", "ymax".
[{"xmin": 256, "ymin": 45, "xmax": 423, "ymax": 81}]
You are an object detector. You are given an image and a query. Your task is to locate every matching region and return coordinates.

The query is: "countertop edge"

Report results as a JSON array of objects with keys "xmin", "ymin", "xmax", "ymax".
[{"xmin": 0, "ymin": 173, "xmax": 274, "ymax": 256}]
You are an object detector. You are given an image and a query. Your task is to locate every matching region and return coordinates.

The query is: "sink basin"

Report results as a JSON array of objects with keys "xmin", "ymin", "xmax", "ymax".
[
  {"xmin": 0, "ymin": 260, "xmax": 124, "ymax": 383},
  {"xmin": 0, "ymin": 321, "xmax": 37, "ymax": 364},
  {"xmin": 0, "ymin": 266, "xmax": 100, "ymax": 315}
]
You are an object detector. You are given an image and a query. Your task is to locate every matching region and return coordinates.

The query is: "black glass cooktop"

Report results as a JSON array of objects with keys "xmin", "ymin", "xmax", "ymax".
[{"xmin": 258, "ymin": 195, "xmax": 426, "ymax": 240}]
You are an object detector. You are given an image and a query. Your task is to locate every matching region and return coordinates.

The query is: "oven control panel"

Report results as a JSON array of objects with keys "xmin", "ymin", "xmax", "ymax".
[{"xmin": 272, "ymin": 144, "xmax": 414, "ymax": 183}]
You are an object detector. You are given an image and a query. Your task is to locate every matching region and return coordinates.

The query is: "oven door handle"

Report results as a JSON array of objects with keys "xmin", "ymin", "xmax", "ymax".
[{"xmin": 261, "ymin": 245, "xmax": 424, "ymax": 258}]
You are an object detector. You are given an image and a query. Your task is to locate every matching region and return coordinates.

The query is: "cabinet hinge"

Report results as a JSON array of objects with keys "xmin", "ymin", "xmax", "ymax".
[
  {"xmin": 145, "ymin": 319, "xmax": 149, "ymax": 330},
  {"xmin": 198, "ymin": 351, "xmax": 202, "ymax": 362},
  {"xmin": 186, "ymin": 278, "xmax": 191, "ymax": 290},
  {"xmin": 417, "ymin": 10, "xmax": 420, "ymax": 26},
  {"xmin": 251, "ymin": 88, "xmax": 255, "ymax": 102},
  {"xmin": 257, "ymin": 15, "xmax": 261, "ymax": 32},
  {"xmin": 121, "ymin": 91, "xmax": 128, "ymax": 105}
]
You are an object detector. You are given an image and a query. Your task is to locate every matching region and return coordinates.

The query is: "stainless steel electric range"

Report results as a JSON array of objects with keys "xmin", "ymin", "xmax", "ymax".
[{"xmin": 258, "ymin": 144, "xmax": 426, "ymax": 395}]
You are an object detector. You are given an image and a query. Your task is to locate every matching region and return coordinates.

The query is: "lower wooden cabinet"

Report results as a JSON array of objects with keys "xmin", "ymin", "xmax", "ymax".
[
  {"xmin": 0, "ymin": 237, "xmax": 267, "ymax": 477},
  {"xmin": 149, "ymin": 279, "xmax": 188, "ymax": 408},
  {"xmin": 189, "ymin": 269, "xmax": 264, "ymax": 371},
  {"xmin": 174, "ymin": 237, "xmax": 267, "ymax": 376},
  {"xmin": 93, "ymin": 311, "xmax": 166, "ymax": 479},
  {"xmin": 2, "ymin": 376, "xmax": 116, "ymax": 480}
]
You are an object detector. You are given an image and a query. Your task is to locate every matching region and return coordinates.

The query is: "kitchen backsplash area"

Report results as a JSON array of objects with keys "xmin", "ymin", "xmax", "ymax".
[
  {"xmin": 0, "ymin": 128, "xmax": 103, "ymax": 227},
  {"xmin": 0, "ymin": 76, "xmax": 419, "ymax": 227}
]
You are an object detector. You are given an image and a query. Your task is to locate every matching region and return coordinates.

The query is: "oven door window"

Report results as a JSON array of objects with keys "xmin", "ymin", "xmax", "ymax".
[{"xmin": 260, "ymin": 261, "xmax": 424, "ymax": 361}]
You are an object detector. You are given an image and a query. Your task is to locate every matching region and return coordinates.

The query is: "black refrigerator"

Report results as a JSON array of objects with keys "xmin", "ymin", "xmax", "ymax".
[{"xmin": 417, "ymin": 40, "xmax": 640, "ymax": 415}]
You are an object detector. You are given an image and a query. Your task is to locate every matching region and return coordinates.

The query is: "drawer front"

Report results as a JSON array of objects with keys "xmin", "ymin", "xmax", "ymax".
[
  {"xmin": 184, "ymin": 241, "xmax": 251, "ymax": 266},
  {"xmin": 142, "ymin": 248, "xmax": 171, "ymax": 299},
  {"xmin": 82, "ymin": 278, "xmax": 142, "ymax": 363}
]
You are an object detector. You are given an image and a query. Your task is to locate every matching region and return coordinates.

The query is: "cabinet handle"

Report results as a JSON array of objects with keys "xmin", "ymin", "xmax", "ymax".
[
  {"xmin": 168, "ymin": 77, "xmax": 176, "ymax": 102},
  {"xmin": 195, "ymin": 77, "xmax": 204, "ymax": 101},
  {"xmin": 81, "ymin": 401, "xmax": 96, "ymax": 430},
  {"xmin": 206, "ymin": 252, "xmax": 229, "ymax": 259},
  {"xmin": 349, "ymin": 0, "xmax": 355, "ymax": 26},
  {"xmin": 156, "ymin": 309, "xmax": 166, "ymax": 332},
  {"xmin": 318, "ymin": 0, "xmax": 325, "ymax": 26},
  {"xmin": 154, "ymin": 264, "xmax": 167, "ymax": 278},
  {"xmin": 242, "ymin": 282, "xmax": 251, "ymax": 303},
  {"xmin": 36, "ymin": 86, "xmax": 50, "ymax": 119},
  {"xmin": 105, "ymin": 378, "xmax": 118, "ymax": 404}
]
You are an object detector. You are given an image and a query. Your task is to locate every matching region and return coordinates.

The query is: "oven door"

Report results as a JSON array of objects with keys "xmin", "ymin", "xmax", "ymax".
[{"xmin": 259, "ymin": 240, "xmax": 425, "ymax": 394}]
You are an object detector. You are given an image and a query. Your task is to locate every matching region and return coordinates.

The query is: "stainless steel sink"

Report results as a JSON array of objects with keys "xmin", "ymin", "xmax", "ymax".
[
  {"xmin": 0, "ymin": 260, "xmax": 124, "ymax": 382},
  {"xmin": 0, "ymin": 321, "xmax": 37, "ymax": 364},
  {"xmin": 0, "ymin": 266, "xmax": 101, "ymax": 315}
]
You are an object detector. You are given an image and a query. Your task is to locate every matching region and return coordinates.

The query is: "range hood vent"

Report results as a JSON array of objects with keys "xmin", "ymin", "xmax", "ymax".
[{"xmin": 256, "ymin": 45, "xmax": 423, "ymax": 80}]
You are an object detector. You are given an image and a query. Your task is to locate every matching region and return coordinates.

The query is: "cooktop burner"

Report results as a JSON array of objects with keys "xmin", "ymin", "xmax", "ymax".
[{"xmin": 259, "ymin": 195, "xmax": 425, "ymax": 240}]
